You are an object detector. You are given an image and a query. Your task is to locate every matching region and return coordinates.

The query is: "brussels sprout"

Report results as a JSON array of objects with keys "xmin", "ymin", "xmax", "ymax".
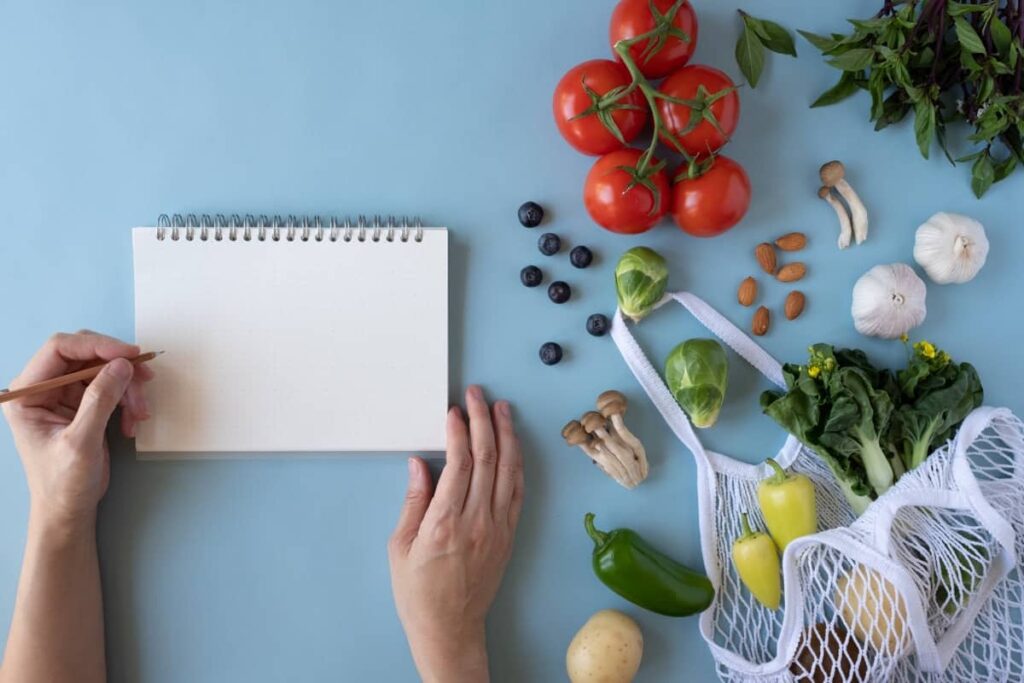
[
  {"xmin": 615, "ymin": 247, "xmax": 669, "ymax": 322},
  {"xmin": 665, "ymin": 339, "xmax": 728, "ymax": 428}
]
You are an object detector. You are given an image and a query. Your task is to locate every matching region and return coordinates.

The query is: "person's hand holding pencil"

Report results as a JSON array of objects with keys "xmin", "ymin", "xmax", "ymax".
[{"xmin": 1, "ymin": 331, "xmax": 154, "ymax": 526}]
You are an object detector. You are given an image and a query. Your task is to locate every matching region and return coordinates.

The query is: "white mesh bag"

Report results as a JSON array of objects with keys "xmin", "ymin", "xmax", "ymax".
[{"xmin": 611, "ymin": 292, "xmax": 1024, "ymax": 683}]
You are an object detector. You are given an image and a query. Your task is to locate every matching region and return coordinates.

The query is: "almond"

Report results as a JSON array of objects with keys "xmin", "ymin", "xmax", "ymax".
[
  {"xmin": 775, "ymin": 232, "xmax": 807, "ymax": 251},
  {"xmin": 755, "ymin": 243, "xmax": 777, "ymax": 274},
  {"xmin": 785, "ymin": 291, "xmax": 806, "ymax": 320},
  {"xmin": 737, "ymin": 277, "xmax": 757, "ymax": 307},
  {"xmin": 776, "ymin": 262, "xmax": 807, "ymax": 282},
  {"xmin": 752, "ymin": 306, "xmax": 769, "ymax": 336}
]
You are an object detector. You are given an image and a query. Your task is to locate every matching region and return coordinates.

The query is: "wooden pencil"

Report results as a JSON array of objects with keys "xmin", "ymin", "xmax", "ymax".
[{"xmin": 0, "ymin": 351, "xmax": 162, "ymax": 405}]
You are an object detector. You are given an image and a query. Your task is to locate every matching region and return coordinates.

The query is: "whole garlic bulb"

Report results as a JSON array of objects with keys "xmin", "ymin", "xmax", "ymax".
[
  {"xmin": 851, "ymin": 263, "xmax": 927, "ymax": 339},
  {"xmin": 913, "ymin": 212, "xmax": 989, "ymax": 284}
]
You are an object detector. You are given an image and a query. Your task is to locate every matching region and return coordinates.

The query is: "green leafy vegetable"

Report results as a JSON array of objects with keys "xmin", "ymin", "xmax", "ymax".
[
  {"xmin": 761, "ymin": 341, "xmax": 984, "ymax": 516},
  {"xmin": 801, "ymin": 0, "xmax": 1024, "ymax": 198},
  {"xmin": 886, "ymin": 341, "xmax": 984, "ymax": 471},
  {"xmin": 665, "ymin": 339, "xmax": 728, "ymax": 428},
  {"xmin": 614, "ymin": 247, "xmax": 668, "ymax": 323},
  {"xmin": 735, "ymin": 10, "xmax": 798, "ymax": 89},
  {"xmin": 761, "ymin": 345, "xmax": 891, "ymax": 514}
]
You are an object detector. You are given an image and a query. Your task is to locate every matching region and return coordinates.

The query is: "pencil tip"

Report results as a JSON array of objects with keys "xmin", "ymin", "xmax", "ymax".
[{"xmin": 155, "ymin": 350, "xmax": 165, "ymax": 356}]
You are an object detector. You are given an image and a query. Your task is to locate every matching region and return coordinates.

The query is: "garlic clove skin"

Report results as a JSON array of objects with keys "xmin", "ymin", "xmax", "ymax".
[
  {"xmin": 851, "ymin": 263, "xmax": 927, "ymax": 339},
  {"xmin": 913, "ymin": 212, "xmax": 989, "ymax": 284}
]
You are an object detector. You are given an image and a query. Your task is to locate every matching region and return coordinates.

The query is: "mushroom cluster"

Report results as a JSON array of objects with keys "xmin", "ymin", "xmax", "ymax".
[
  {"xmin": 562, "ymin": 390, "xmax": 649, "ymax": 489},
  {"xmin": 818, "ymin": 160, "xmax": 868, "ymax": 249}
]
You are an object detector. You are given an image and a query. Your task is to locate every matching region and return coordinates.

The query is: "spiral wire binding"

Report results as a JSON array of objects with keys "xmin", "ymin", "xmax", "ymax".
[{"xmin": 155, "ymin": 214, "xmax": 425, "ymax": 243}]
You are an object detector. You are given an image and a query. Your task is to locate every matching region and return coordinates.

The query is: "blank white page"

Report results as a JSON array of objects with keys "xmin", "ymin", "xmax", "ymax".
[{"xmin": 132, "ymin": 227, "xmax": 448, "ymax": 455}]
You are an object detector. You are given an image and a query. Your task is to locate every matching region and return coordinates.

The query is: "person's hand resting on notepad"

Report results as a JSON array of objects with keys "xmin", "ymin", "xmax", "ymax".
[
  {"xmin": 389, "ymin": 386, "xmax": 524, "ymax": 683},
  {"xmin": 0, "ymin": 335, "xmax": 522, "ymax": 683}
]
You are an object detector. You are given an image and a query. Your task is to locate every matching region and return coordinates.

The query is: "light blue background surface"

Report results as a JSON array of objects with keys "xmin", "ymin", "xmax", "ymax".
[{"xmin": 1, "ymin": 1, "xmax": 1021, "ymax": 681}]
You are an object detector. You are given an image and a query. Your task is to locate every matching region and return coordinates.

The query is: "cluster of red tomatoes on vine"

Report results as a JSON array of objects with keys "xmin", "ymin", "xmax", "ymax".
[{"xmin": 553, "ymin": 0, "xmax": 751, "ymax": 237}]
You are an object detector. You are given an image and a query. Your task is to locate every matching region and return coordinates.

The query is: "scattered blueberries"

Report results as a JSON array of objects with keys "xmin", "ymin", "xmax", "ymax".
[
  {"xmin": 570, "ymin": 245, "xmax": 593, "ymax": 269},
  {"xmin": 586, "ymin": 313, "xmax": 610, "ymax": 336},
  {"xmin": 539, "ymin": 342, "xmax": 563, "ymax": 365},
  {"xmin": 538, "ymin": 232, "xmax": 561, "ymax": 256},
  {"xmin": 548, "ymin": 281, "xmax": 571, "ymax": 304},
  {"xmin": 518, "ymin": 201, "xmax": 544, "ymax": 228},
  {"xmin": 520, "ymin": 265, "xmax": 543, "ymax": 288}
]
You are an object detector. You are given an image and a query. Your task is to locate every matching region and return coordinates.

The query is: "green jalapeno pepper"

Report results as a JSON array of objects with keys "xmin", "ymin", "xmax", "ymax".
[{"xmin": 584, "ymin": 513, "xmax": 714, "ymax": 617}]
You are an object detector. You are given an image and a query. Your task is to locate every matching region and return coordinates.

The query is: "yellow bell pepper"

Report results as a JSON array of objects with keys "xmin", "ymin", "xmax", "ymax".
[
  {"xmin": 731, "ymin": 513, "xmax": 781, "ymax": 610},
  {"xmin": 757, "ymin": 458, "xmax": 817, "ymax": 552}
]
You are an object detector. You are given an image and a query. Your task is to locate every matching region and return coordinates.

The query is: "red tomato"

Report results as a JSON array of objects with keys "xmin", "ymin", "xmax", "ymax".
[
  {"xmin": 658, "ymin": 65, "xmax": 739, "ymax": 158},
  {"xmin": 553, "ymin": 60, "xmax": 648, "ymax": 156},
  {"xmin": 609, "ymin": 0, "xmax": 699, "ymax": 79},
  {"xmin": 584, "ymin": 148, "xmax": 669, "ymax": 234},
  {"xmin": 671, "ymin": 156, "xmax": 751, "ymax": 237}
]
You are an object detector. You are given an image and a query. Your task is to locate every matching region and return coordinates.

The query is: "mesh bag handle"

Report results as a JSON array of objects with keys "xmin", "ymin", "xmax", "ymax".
[{"xmin": 610, "ymin": 291, "xmax": 791, "ymax": 467}]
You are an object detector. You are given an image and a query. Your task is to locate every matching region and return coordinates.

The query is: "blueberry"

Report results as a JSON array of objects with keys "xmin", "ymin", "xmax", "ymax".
[
  {"xmin": 538, "ymin": 232, "xmax": 561, "ymax": 256},
  {"xmin": 520, "ymin": 265, "xmax": 543, "ymax": 287},
  {"xmin": 570, "ymin": 245, "xmax": 593, "ymax": 269},
  {"xmin": 586, "ymin": 313, "xmax": 610, "ymax": 336},
  {"xmin": 539, "ymin": 342, "xmax": 563, "ymax": 365},
  {"xmin": 548, "ymin": 281, "xmax": 571, "ymax": 304},
  {"xmin": 518, "ymin": 201, "xmax": 544, "ymax": 228}
]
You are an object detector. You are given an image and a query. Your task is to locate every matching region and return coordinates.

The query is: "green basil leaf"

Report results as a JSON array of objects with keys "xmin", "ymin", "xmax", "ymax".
[
  {"xmin": 993, "ymin": 155, "xmax": 1018, "ymax": 182},
  {"xmin": 811, "ymin": 72, "xmax": 861, "ymax": 107},
  {"xmin": 875, "ymin": 92, "xmax": 911, "ymax": 130},
  {"xmin": 971, "ymin": 153, "xmax": 995, "ymax": 198},
  {"xmin": 990, "ymin": 17, "xmax": 1012, "ymax": 56},
  {"xmin": 948, "ymin": 0, "xmax": 992, "ymax": 15},
  {"xmin": 755, "ymin": 18, "xmax": 797, "ymax": 56},
  {"xmin": 914, "ymin": 99, "xmax": 936, "ymax": 159},
  {"xmin": 978, "ymin": 75, "xmax": 995, "ymax": 102},
  {"xmin": 954, "ymin": 17, "xmax": 987, "ymax": 54},
  {"xmin": 960, "ymin": 49, "xmax": 983, "ymax": 72},
  {"xmin": 742, "ymin": 14, "xmax": 770, "ymax": 41},
  {"xmin": 735, "ymin": 25, "xmax": 766, "ymax": 88},
  {"xmin": 798, "ymin": 29, "xmax": 838, "ymax": 52},
  {"xmin": 848, "ymin": 17, "xmax": 888, "ymax": 32},
  {"xmin": 827, "ymin": 48, "xmax": 875, "ymax": 71}
]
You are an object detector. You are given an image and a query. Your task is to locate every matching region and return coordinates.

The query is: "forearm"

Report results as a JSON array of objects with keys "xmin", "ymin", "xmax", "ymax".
[
  {"xmin": 410, "ymin": 630, "xmax": 489, "ymax": 683},
  {"xmin": 0, "ymin": 507, "xmax": 105, "ymax": 683}
]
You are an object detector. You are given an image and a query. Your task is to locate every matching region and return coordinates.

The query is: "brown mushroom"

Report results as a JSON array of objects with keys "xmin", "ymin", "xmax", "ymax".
[
  {"xmin": 563, "ymin": 420, "xmax": 616, "ymax": 479},
  {"xmin": 581, "ymin": 411, "xmax": 639, "ymax": 488},
  {"xmin": 596, "ymin": 390, "xmax": 648, "ymax": 480},
  {"xmin": 820, "ymin": 161, "xmax": 868, "ymax": 245}
]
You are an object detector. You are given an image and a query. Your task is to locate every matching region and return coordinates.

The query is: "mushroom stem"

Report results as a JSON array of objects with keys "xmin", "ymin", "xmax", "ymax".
[
  {"xmin": 581, "ymin": 412, "xmax": 641, "ymax": 488},
  {"xmin": 820, "ymin": 160, "xmax": 868, "ymax": 246},
  {"xmin": 836, "ymin": 178, "xmax": 869, "ymax": 244},
  {"xmin": 609, "ymin": 415, "xmax": 649, "ymax": 479},
  {"xmin": 595, "ymin": 390, "xmax": 649, "ymax": 480},
  {"xmin": 818, "ymin": 186, "xmax": 853, "ymax": 249}
]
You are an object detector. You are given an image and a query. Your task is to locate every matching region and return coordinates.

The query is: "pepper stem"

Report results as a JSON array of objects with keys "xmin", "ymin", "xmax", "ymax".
[
  {"xmin": 584, "ymin": 512, "xmax": 608, "ymax": 547},
  {"xmin": 739, "ymin": 511, "xmax": 754, "ymax": 539},
  {"xmin": 765, "ymin": 458, "xmax": 789, "ymax": 485}
]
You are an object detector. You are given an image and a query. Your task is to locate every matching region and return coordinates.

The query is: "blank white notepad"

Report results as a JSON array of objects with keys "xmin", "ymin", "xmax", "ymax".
[{"xmin": 132, "ymin": 219, "xmax": 448, "ymax": 455}]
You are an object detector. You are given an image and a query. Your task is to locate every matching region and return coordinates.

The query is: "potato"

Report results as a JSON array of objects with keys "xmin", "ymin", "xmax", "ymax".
[
  {"xmin": 566, "ymin": 609, "xmax": 643, "ymax": 683},
  {"xmin": 835, "ymin": 564, "xmax": 912, "ymax": 656}
]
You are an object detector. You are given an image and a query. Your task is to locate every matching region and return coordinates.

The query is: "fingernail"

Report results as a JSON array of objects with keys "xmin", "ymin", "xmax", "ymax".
[
  {"xmin": 498, "ymin": 401, "xmax": 511, "ymax": 418},
  {"xmin": 469, "ymin": 385, "xmax": 483, "ymax": 400},
  {"xmin": 449, "ymin": 405, "xmax": 462, "ymax": 418},
  {"xmin": 107, "ymin": 358, "xmax": 133, "ymax": 381},
  {"xmin": 408, "ymin": 457, "xmax": 416, "ymax": 476}
]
